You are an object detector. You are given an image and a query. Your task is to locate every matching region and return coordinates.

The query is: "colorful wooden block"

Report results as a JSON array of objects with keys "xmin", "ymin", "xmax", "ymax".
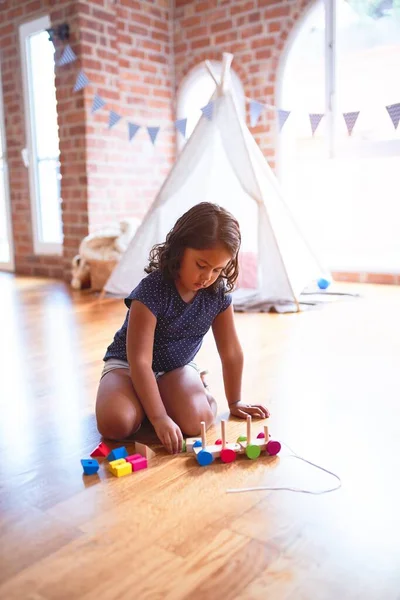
[
  {"xmin": 135, "ymin": 442, "xmax": 156, "ymax": 460},
  {"xmin": 266, "ymin": 440, "xmax": 281, "ymax": 456},
  {"xmin": 131, "ymin": 456, "xmax": 147, "ymax": 472},
  {"xmin": 245, "ymin": 444, "xmax": 261, "ymax": 460},
  {"xmin": 109, "ymin": 458, "xmax": 127, "ymax": 470},
  {"xmin": 125, "ymin": 453, "xmax": 142, "ymax": 463},
  {"xmin": 110, "ymin": 460, "xmax": 132, "ymax": 477},
  {"xmin": 90, "ymin": 442, "xmax": 111, "ymax": 458},
  {"xmin": 126, "ymin": 454, "xmax": 148, "ymax": 471},
  {"xmin": 220, "ymin": 448, "xmax": 236, "ymax": 463},
  {"xmin": 107, "ymin": 447, "xmax": 128, "ymax": 461},
  {"xmin": 196, "ymin": 449, "xmax": 214, "ymax": 466},
  {"xmin": 182, "ymin": 439, "xmax": 187, "ymax": 452},
  {"xmin": 185, "ymin": 438, "xmax": 202, "ymax": 453},
  {"xmin": 81, "ymin": 458, "xmax": 99, "ymax": 475}
]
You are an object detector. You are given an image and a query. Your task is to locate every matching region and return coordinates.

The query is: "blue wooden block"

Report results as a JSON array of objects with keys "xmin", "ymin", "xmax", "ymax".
[
  {"xmin": 106, "ymin": 446, "xmax": 128, "ymax": 461},
  {"xmin": 193, "ymin": 440, "xmax": 202, "ymax": 448},
  {"xmin": 81, "ymin": 458, "xmax": 99, "ymax": 475},
  {"xmin": 196, "ymin": 450, "xmax": 214, "ymax": 466}
]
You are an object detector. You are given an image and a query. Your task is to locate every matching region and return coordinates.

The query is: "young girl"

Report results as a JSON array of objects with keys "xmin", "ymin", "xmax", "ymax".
[{"xmin": 96, "ymin": 202, "xmax": 269, "ymax": 454}]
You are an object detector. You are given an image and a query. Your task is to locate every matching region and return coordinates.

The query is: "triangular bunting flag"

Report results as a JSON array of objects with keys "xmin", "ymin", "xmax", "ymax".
[
  {"xmin": 174, "ymin": 118, "xmax": 187, "ymax": 139},
  {"xmin": 277, "ymin": 109, "xmax": 291, "ymax": 131},
  {"xmin": 200, "ymin": 102, "xmax": 213, "ymax": 121},
  {"xmin": 147, "ymin": 126, "xmax": 160, "ymax": 145},
  {"xmin": 386, "ymin": 103, "xmax": 400, "ymax": 130},
  {"xmin": 73, "ymin": 70, "xmax": 90, "ymax": 92},
  {"xmin": 249, "ymin": 101, "xmax": 264, "ymax": 128},
  {"xmin": 57, "ymin": 44, "xmax": 77, "ymax": 66},
  {"xmin": 309, "ymin": 113, "xmax": 324, "ymax": 136},
  {"xmin": 343, "ymin": 111, "xmax": 359, "ymax": 136},
  {"xmin": 91, "ymin": 94, "xmax": 106, "ymax": 114},
  {"xmin": 128, "ymin": 122, "xmax": 140, "ymax": 141},
  {"xmin": 108, "ymin": 111, "xmax": 122, "ymax": 129}
]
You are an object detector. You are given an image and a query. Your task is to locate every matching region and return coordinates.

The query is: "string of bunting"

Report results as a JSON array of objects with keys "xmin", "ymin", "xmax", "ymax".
[{"xmin": 57, "ymin": 43, "xmax": 400, "ymax": 147}]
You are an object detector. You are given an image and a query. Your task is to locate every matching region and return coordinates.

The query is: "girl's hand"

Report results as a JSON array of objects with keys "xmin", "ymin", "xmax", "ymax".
[
  {"xmin": 229, "ymin": 401, "xmax": 270, "ymax": 419},
  {"xmin": 152, "ymin": 414, "xmax": 183, "ymax": 454}
]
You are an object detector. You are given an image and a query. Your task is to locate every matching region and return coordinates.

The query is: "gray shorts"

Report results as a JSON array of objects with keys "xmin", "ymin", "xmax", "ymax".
[{"xmin": 101, "ymin": 358, "xmax": 200, "ymax": 381}]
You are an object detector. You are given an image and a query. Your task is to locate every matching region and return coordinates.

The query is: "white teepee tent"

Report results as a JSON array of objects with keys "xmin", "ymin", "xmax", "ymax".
[{"xmin": 104, "ymin": 53, "xmax": 328, "ymax": 312}]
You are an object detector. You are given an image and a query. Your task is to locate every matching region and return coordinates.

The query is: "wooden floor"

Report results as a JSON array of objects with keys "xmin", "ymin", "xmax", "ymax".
[{"xmin": 0, "ymin": 273, "xmax": 399, "ymax": 599}]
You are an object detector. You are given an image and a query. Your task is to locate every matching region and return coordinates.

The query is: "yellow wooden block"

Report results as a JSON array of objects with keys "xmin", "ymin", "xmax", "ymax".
[
  {"xmin": 110, "ymin": 460, "xmax": 132, "ymax": 477},
  {"xmin": 109, "ymin": 458, "xmax": 126, "ymax": 469},
  {"xmin": 109, "ymin": 458, "xmax": 132, "ymax": 477}
]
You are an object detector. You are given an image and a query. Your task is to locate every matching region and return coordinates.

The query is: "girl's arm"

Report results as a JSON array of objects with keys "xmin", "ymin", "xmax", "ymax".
[
  {"xmin": 212, "ymin": 304, "xmax": 270, "ymax": 419},
  {"xmin": 126, "ymin": 301, "xmax": 183, "ymax": 453}
]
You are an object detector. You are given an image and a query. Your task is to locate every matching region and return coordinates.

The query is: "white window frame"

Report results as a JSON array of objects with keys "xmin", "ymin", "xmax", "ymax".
[
  {"xmin": 0, "ymin": 62, "xmax": 14, "ymax": 271},
  {"xmin": 276, "ymin": 0, "xmax": 400, "ymax": 170},
  {"xmin": 19, "ymin": 15, "xmax": 62, "ymax": 256}
]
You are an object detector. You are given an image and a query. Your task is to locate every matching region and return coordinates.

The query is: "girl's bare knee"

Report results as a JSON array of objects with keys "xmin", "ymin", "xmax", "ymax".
[
  {"xmin": 179, "ymin": 402, "xmax": 215, "ymax": 437},
  {"xmin": 96, "ymin": 413, "xmax": 140, "ymax": 441}
]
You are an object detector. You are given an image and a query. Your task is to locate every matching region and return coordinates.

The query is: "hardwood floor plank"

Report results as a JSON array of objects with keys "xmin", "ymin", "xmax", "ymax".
[{"xmin": 1, "ymin": 274, "xmax": 400, "ymax": 598}]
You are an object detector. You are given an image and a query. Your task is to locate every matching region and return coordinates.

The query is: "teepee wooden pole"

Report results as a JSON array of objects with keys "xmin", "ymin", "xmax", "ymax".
[{"xmin": 204, "ymin": 60, "xmax": 219, "ymax": 86}]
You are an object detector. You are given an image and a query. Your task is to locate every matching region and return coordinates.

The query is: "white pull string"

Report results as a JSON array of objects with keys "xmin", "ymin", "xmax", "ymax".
[{"xmin": 227, "ymin": 441, "xmax": 342, "ymax": 495}]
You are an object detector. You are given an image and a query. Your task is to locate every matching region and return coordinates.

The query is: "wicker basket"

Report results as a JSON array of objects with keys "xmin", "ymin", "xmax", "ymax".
[{"xmin": 87, "ymin": 258, "xmax": 119, "ymax": 291}]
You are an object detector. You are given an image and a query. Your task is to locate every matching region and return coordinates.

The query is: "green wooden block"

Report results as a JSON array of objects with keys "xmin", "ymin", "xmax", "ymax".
[{"xmin": 246, "ymin": 444, "xmax": 261, "ymax": 460}]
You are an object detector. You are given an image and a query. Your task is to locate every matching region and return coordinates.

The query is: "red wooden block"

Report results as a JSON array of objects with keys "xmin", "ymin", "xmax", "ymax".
[
  {"xmin": 257, "ymin": 432, "xmax": 265, "ymax": 439},
  {"xmin": 220, "ymin": 448, "xmax": 236, "ymax": 463},
  {"xmin": 90, "ymin": 442, "xmax": 111, "ymax": 458},
  {"xmin": 215, "ymin": 439, "xmax": 222, "ymax": 445}
]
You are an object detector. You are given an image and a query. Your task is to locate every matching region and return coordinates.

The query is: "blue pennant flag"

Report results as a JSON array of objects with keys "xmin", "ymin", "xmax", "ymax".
[
  {"xmin": 73, "ymin": 70, "xmax": 90, "ymax": 92},
  {"xmin": 57, "ymin": 45, "xmax": 77, "ymax": 66},
  {"xmin": 309, "ymin": 113, "xmax": 324, "ymax": 136},
  {"xmin": 174, "ymin": 118, "xmax": 187, "ymax": 139},
  {"xmin": 201, "ymin": 102, "xmax": 213, "ymax": 121},
  {"xmin": 386, "ymin": 103, "xmax": 400, "ymax": 130},
  {"xmin": 147, "ymin": 126, "xmax": 160, "ymax": 145},
  {"xmin": 277, "ymin": 109, "xmax": 291, "ymax": 131},
  {"xmin": 91, "ymin": 94, "xmax": 106, "ymax": 114},
  {"xmin": 343, "ymin": 111, "xmax": 359, "ymax": 136},
  {"xmin": 128, "ymin": 122, "xmax": 140, "ymax": 141},
  {"xmin": 250, "ymin": 101, "xmax": 264, "ymax": 128},
  {"xmin": 108, "ymin": 111, "xmax": 122, "ymax": 129}
]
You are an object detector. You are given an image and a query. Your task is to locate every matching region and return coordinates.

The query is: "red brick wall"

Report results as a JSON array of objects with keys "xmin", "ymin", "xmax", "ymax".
[
  {"xmin": 79, "ymin": 0, "xmax": 174, "ymax": 233},
  {"xmin": 173, "ymin": 0, "xmax": 312, "ymax": 171},
  {"xmin": 1, "ymin": 0, "xmax": 174, "ymax": 279}
]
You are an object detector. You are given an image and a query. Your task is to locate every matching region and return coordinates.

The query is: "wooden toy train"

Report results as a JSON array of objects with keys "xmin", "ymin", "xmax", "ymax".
[{"xmin": 189, "ymin": 415, "xmax": 281, "ymax": 466}]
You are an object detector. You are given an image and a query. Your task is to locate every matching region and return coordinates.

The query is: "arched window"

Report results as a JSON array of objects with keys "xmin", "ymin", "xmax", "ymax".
[
  {"xmin": 176, "ymin": 61, "xmax": 246, "ymax": 149},
  {"xmin": 279, "ymin": 0, "xmax": 400, "ymax": 275}
]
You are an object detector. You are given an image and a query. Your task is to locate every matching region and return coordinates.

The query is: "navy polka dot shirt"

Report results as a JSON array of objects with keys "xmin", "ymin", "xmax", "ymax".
[{"xmin": 104, "ymin": 270, "xmax": 232, "ymax": 372}]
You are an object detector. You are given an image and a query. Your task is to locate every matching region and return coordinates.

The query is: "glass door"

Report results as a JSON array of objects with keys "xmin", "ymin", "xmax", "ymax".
[
  {"xmin": 0, "ymin": 64, "xmax": 14, "ymax": 272},
  {"xmin": 279, "ymin": 0, "xmax": 400, "ymax": 275}
]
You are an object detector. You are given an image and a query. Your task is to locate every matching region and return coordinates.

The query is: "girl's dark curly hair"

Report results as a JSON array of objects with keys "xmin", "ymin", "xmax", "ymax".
[{"xmin": 145, "ymin": 202, "xmax": 241, "ymax": 293}]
